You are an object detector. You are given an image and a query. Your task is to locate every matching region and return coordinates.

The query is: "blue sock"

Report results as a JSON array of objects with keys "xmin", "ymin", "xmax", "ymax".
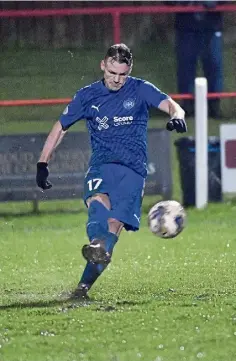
[
  {"xmin": 86, "ymin": 200, "xmax": 109, "ymax": 241},
  {"xmin": 86, "ymin": 200, "xmax": 118, "ymax": 251},
  {"xmin": 79, "ymin": 262, "xmax": 106, "ymax": 288},
  {"xmin": 82, "ymin": 200, "xmax": 119, "ymax": 288},
  {"xmin": 104, "ymin": 232, "xmax": 118, "ymax": 255}
]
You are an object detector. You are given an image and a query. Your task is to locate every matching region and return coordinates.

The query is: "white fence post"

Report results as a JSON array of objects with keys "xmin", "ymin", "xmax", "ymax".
[{"xmin": 195, "ymin": 77, "xmax": 208, "ymax": 209}]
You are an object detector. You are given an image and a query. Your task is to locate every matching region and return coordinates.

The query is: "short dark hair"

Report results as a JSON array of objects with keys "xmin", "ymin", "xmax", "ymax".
[{"xmin": 105, "ymin": 43, "xmax": 133, "ymax": 66}]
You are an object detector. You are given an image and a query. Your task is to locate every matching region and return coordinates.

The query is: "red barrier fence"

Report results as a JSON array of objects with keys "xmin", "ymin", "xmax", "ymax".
[
  {"xmin": 1, "ymin": 93, "xmax": 236, "ymax": 107},
  {"xmin": 1, "ymin": 4, "xmax": 236, "ymax": 43},
  {"xmin": 1, "ymin": 4, "xmax": 236, "ymax": 105}
]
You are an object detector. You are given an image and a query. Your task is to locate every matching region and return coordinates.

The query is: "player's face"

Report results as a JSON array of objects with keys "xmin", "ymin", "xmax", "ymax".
[{"xmin": 101, "ymin": 58, "xmax": 131, "ymax": 91}]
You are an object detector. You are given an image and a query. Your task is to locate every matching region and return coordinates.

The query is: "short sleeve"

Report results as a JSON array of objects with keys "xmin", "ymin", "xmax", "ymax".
[
  {"xmin": 59, "ymin": 90, "xmax": 85, "ymax": 130},
  {"xmin": 139, "ymin": 81, "xmax": 169, "ymax": 108}
]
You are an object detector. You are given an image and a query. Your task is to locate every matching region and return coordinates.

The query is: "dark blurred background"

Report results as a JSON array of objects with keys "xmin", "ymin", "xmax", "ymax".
[
  {"xmin": 1, "ymin": 1, "xmax": 236, "ymax": 49},
  {"xmin": 1, "ymin": 1, "xmax": 236, "ymax": 125}
]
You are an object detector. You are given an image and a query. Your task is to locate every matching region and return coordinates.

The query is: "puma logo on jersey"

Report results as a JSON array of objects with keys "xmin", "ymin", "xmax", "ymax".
[{"xmin": 91, "ymin": 104, "xmax": 100, "ymax": 112}]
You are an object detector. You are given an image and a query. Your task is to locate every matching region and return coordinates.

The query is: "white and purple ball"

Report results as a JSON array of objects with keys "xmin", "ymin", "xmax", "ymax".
[{"xmin": 148, "ymin": 200, "xmax": 186, "ymax": 239}]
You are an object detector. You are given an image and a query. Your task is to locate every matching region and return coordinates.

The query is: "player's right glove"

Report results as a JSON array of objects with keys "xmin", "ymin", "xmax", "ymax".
[
  {"xmin": 36, "ymin": 162, "xmax": 52, "ymax": 190},
  {"xmin": 166, "ymin": 118, "xmax": 187, "ymax": 133}
]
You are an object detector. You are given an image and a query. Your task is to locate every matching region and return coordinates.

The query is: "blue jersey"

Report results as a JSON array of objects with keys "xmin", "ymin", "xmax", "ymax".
[{"xmin": 59, "ymin": 76, "xmax": 168, "ymax": 177}]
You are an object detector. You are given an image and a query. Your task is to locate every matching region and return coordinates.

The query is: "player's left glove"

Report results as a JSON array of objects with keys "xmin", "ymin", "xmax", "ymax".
[
  {"xmin": 166, "ymin": 118, "xmax": 187, "ymax": 133},
  {"xmin": 36, "ymin": 162, "xmax": 52, "ymax": 190}
]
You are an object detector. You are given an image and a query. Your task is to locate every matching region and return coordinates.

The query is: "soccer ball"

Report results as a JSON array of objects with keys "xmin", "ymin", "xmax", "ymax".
[{"xmin": 148, "ymin": 200, "xmax": 186, "ymax": 239}]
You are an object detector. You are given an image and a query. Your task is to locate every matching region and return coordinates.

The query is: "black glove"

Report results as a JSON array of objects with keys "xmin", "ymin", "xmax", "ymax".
[
  {"xmin": 36, "ymin": 162, "xmax": 52, "ymax": 190},
  {"xmin": 166, "ymin": 118, "xmax": 187, "ymax": 133}
]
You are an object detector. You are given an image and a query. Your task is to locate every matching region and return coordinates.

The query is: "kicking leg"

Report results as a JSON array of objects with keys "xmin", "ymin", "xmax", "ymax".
[
  {"xmin": 82, "ymin": 193, "xmax": 116, "ymax": 264},
  {"xmin": 73, "ymin": 194, "xmax": 123, "ymax": 299},
  {"xmin": 82, "ymin": 195, "xmax": 124, "ymax": 263}
]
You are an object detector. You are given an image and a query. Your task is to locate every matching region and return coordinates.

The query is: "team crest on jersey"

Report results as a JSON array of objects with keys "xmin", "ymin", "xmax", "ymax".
[{"xmin": 123, "ymin": 98, "xmax": 135, "ymax": 110}]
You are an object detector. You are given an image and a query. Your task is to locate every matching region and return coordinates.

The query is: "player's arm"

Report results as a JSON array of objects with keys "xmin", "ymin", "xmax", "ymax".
[
  {"xmin": 158, "ymin": 97, "xmax": 187, "ymax": 133},
  {"xmin": 36, "ymin": 89, "xmax": 85, "ymax": 190},
  {"xmin": 38, "ymin": 121, "xmax": 67, "ymax": 163},
  {"xmin": 139, "ymin": 80, "xmax": 187, "ymax": 133},
  {"xmin": 158, "ymin": 97, "xmax": 185, "ymax": 120},
  {"xmin": 36, "ymin": 121, "xmax": 67, "ymax": 190}
]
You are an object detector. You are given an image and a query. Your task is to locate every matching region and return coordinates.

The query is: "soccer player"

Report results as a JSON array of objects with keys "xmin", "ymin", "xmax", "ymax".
[{"xmin": 36, "ymin": 44, "xmax": 187, "ymax": 300}]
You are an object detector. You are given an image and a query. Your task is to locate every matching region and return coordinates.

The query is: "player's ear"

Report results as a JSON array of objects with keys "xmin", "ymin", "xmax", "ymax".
[{"xmin": 101, "ymin": 60, "xmax": 105, "ymax": 71}]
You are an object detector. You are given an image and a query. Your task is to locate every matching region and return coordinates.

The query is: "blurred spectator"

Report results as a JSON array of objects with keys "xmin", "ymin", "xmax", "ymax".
[{"xmin": 166, "ymin": 1, "xmax": 224, "ymax": 118}]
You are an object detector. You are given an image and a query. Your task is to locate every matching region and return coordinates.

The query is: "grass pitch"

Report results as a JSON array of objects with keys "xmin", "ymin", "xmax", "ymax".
[
  {"xmin": 1, "ymin": 201, "xmax": 236, "ymax": 361},
  {"xmin": 1, "ymin": 47, "xmax": 236, "ymax": 360}
]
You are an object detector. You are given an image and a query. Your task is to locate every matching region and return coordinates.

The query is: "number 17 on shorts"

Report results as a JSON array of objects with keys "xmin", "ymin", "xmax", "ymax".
[
  {"xmin": 87, "ymin": 178, "xmax": 103, "ymax": 191},
  {"xmin": 84, "ymin": 166, "xmax": 106, "ymax": 201}
]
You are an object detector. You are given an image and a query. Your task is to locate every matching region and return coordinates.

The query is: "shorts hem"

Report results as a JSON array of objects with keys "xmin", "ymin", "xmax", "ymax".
[{"xmin": 83, "ymin": 191, "xmax": 110, "ymax": 206}]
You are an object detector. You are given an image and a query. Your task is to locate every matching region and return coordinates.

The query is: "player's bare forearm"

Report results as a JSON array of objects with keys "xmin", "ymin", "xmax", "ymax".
[
  {"xmin": 38, "ymin": 120, "xmax": 66, "ymax": 163},
  {"xmin": 159, "ymin": 98, "xmax": 187, "ymax": 133},
  {"xmin": 158, "ymin": 98, "xmax": 185, "ymax": 120}
]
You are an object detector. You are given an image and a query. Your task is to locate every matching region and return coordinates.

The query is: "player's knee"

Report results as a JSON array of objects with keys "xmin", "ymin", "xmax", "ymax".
[
  {"xmin": 87, "ymin": 193, "xmax": 111, "ymax": 209},
  {"xmin": 108, "ymin": 218, "xmax": 123, "ymax": 236}
]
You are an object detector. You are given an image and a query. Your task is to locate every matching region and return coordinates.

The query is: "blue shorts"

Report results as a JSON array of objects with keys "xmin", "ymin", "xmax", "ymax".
[{"xmin": 83, "ymin": 163, "xmax": 145, "ymax": 231}]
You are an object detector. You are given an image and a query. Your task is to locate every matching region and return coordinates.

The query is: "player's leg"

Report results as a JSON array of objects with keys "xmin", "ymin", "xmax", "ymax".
[
  {"xmin": 72, "ymin": 166, "xmax": 120, "ymax": 298},
  {"xmin": 73, "ymin": 164, "xmax": 144, "ymax": 299},
  {"xmin": 82, "ymin": 193, "xmax": 119, "ymax": 264},
  {"xmin": 82, "ymin": 164, "xmax": 126, "ymax": 262},
  {"xmin": 107, "ymin": 217, "xmax": 123, "ymax": 236},
  {"xmin": 108, "ymin": 164, "xmax": 145, "ymax": 234},
  {"xmin": 72, "ymin": 194, "xmax": 110, "ymax": 299},
  {"xmin": 72, "ymin": 261, "xmax": 107, "ymax": 300},
  {"xmin": 74, "ymin": 196, "xmax": 123, "ymax": 299}
]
